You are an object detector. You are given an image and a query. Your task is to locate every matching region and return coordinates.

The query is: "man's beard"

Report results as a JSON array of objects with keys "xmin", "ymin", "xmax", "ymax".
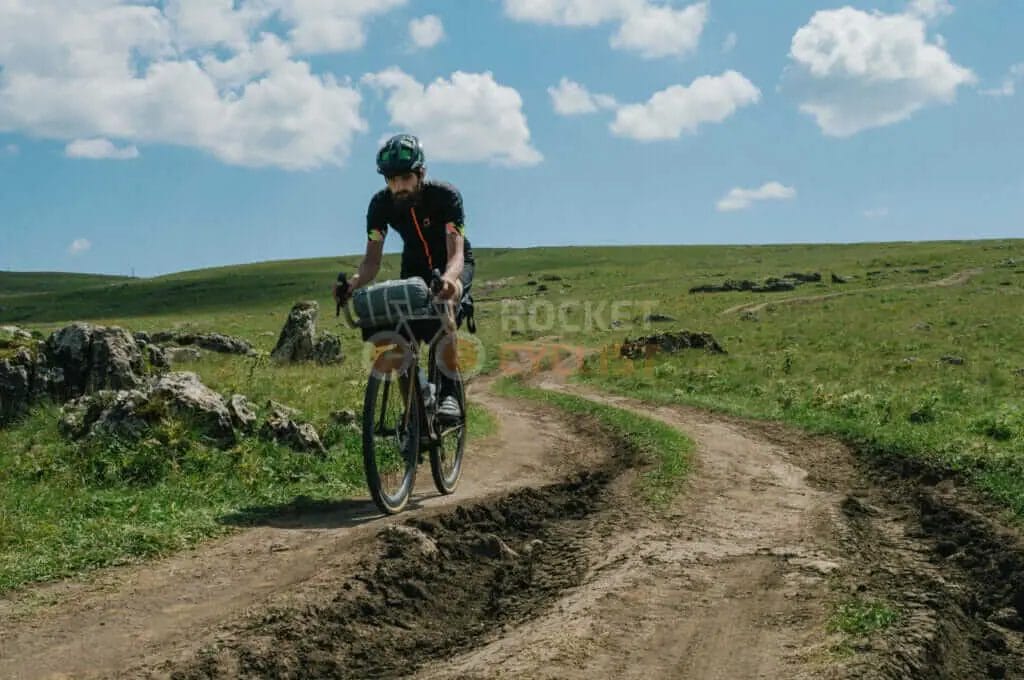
[{"xmin": 391, "ymin": 185, "xmax": 421, "ymax": 208}]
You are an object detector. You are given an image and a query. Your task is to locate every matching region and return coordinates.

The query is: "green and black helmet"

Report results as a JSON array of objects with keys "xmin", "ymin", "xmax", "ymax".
[{"xmin": 376, "ymin": 133, "xmax": 425, "ymax": 176}]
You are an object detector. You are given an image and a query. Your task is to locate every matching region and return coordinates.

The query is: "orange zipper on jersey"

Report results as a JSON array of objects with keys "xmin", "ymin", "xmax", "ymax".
[{"xmin": 409, "ymin": 207, "xmax": 434, "ymax": 271}]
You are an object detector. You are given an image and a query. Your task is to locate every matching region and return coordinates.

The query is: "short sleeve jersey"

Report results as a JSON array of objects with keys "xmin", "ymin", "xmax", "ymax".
[{"xmin": 366, "ymin": 180, "xmax": 475, "ymax": 281}]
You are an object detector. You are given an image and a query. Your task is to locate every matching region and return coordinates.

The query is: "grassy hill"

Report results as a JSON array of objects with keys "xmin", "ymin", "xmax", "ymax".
[
  {"xmin": 0, "ymin": 271, "xmax": 131, "ymax": 298},
  {"xmin": 2, "ymin": 238, "xmax": 1023, "ymax": 591}
]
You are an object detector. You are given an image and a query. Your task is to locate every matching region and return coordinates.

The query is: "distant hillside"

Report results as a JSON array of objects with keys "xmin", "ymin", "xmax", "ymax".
[
  {"xmin": 0, "ymin": 241, "xmax": 1020, "ymax": 326},
  {"xmin": 0, "ymin": 271, "xmax": 131, "ymax": 297}
]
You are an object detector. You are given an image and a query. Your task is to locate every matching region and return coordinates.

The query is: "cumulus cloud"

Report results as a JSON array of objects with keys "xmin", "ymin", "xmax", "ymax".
[
  {"xmin": 610, "ymin": 71, "xmax": 760, "ymax": 141},
  {"xmin": 409, "ymin": 15, "xmax": 445, "ymax": 49},
  {"xmin": 68, "ymin": 238, "xmax": 92, "ymax": 256},
  {"xmin": 716, "ymin": 182, "xmax": 796, "ymax": 212},
  {"xmin": 548, "ymin": 78, "xmax": 617, "ymax": 115},
  {"xmin": 981, "ymin": 64, "xmax": 1024, "ymax": 98},
  {"xmin": 363, "ymin": 68, "xmax": 542, "ymax": 167},
  {"xmin": 65, "ymin": 138, "xmax": 140, "ymax": 160},
  {"xmin": 864, "ymin": 207, "xmax": 890, "ymax": 219},
  {"xmin": 503, "ymin": 0, "xmax": 708, "ymax": 59},
  {"xmin": 0, "ymin": 1, "xmax": 372, "ymax": 170},
  {"xmin": 907, "ymin": 0, "xmax": 954, "ymax": 21},
  {"xmin": 275, "ymin": 0, "xmax": 408, "ymax": 54},
  {"xmin": 3, "ymin": 144, "xmax": 17, "ymax": 156},
  {"xmin": 788, "ymin": 6, "xmax": 975, "ymax": 137}
]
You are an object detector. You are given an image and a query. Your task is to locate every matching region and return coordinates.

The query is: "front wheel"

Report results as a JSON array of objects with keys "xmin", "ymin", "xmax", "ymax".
[{"xmin": 363, "ymin": 370, "xmax": 419, "ymax": 514}]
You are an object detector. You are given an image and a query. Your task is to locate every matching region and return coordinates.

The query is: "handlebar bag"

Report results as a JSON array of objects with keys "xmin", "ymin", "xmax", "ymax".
[{"xmin": 353, "ymin": 277, "xmax": 432, "ymax": 328}]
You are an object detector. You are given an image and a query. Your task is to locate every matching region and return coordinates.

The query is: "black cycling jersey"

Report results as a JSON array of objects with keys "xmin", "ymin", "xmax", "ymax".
[{"xmin": 366, "ymin": 180, "xmax": 475, "ymax": 282}]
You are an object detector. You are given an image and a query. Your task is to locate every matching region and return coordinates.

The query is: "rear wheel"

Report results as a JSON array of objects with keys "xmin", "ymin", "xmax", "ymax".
[
  {"xmin": 363, "ymin": 369, "xmax": 419, "ymax": 514},
  {"xmin": 430, "ymin": 372, "xmax": 466, "ymax": 495}
]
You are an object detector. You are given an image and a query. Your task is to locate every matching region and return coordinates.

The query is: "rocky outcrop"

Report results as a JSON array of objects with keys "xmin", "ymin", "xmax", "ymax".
[
  {"xmin": 152, "ymin": 331, "xmax": 254, "ymax": 356},
  {"xmin": 228, "ymin": 394, "xmax": 257, "ymax": 432},
  {"xmin": 620, "ymin": 331, "xmax": 727, "ymax": 360},
  {"xmin": 271, "ymin": 302, "xmax": 344, "ymax": 365},
  {"xmin": 689, "ymin": 273, "xmax": 820, "ymax": 294},
  {"xmin": 150, "ymin": 372, "xmax": 235, "ymax": 445},
  {"xmin": 1, "ymin": 344, "xmax": 64, "ymax": 425},
  {"xmin": 46, "ymin": 323, "xmax": 145, "ymax": 398},
  {"xmin": 59, "ymin": 371, "xmax": 236, "ymax": 446},
  {"xmin": 271, "ymin": 302, "xmax": 319, "ymax": 363},
  {"xmin": 260, "ymin": 400, "xmax": 326, "ymax": 453},
  {"xmin": 313, "ymin": 332, "xmax": 343, "ymax": 365}
]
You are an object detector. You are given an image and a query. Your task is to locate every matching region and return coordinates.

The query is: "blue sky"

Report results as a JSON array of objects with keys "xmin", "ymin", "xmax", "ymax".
[{"xmin": 1, "ymin": 0, "xmax": 1021, "ymax": 277}]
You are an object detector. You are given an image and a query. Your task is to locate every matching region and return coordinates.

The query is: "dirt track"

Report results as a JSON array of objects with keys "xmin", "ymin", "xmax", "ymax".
[{"xmin": 1, "ymin": 368, "xmax": 1023, "ymax": 679}]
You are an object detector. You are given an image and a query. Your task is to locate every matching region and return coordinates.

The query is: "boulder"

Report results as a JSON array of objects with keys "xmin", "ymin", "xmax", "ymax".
[
  {"xmin": 831, "ymin": 273, "xmax": 850, "ymax": 284},
  {"xmin": 620, "ymin": 331, "xmax": 727, "ymax": 360},
  {"xmin": 150, "ymin": 372, "xmax": 235, "ymax": 445},
  {"xmin": 271, "ymin": 301, "xmax": 319, "ymax": 363},
  {"xmin": 313, "ymin": 332, "xmax": 343, "ymax": 365},
  {"xmin": 59, "ymin": 389, "xmax": 152, "ymax": 441},
  {"xmin": 260, "ymin": 402, "xmax": 325, "ymax": 453},
  {"xmin": 147, "ymin": 344, "xmax": 171, "ymax": 370},
  {"xmin": 227, "ymin": 394, "xmax": 257, "ymax": 431},
  {"xmin": 1, "ymin": 344, "xmax": 64, "ymax": 425},
  {"xmin": 46, "ymin": 323, "xmax": 144, "ymax": 398},
  {"xmin": 155, "ymin": 331, "xmax": 253, "ymax": 355}
]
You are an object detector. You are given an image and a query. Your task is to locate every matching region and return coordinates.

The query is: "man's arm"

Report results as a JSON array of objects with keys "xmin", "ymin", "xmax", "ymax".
[
  {"xmin": 335, "ymin": 238, "xmax": 384, "ymax": 302},
  {"xmin": 440, "ymin": 225, "xmax": 465, "ymax": 299}
]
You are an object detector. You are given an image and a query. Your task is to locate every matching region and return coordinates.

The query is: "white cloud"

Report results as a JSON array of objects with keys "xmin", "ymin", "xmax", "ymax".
[
  {"xmin": 3, "ymin": 144, "xmax": 17, "ymax": 156},
  {"xmin": 610, "ymin": 2, "xmax": 707, "ymax": 59},
  {"xmin": 548, "ymin": 78, "xmax": 617, "ymax": 115},
  {"xmin": 907, "ymin": 0, "xmax": 954, "ymax": 21},
  {"xmin": 409, "ymin": 15, "xmax": 445, "ymax": 49},
  {"xmin": 0, "ymin": 2, "xmax": 369, "ymax": 170},
  {"xmin": 981, "ymin": 63, "xmax": 1024, "ymax": 98},
  {"xmin": 789, "ymin": 7, "xmax": 975, "ymax": 137},
  {"xmin": 68, "ymin": 238, "xmax": 92, "ymax": 256},
  {"xmin": 864, "ymin": 207, "xmax": 889, "ymax": 219},
  {"xmin": 722, "ymin": 32, "xmax": 737, "ymax": 53},
  {"xmin": 363, "ymin": 68, "xmax": 542, "ymax": 166},
  {"xmin": 610, "ymin": 71, "xmax": 760, "ymax": 141},
  {"xmin": 65, "ymin": 138, "xmax": 140, "ymax": 160},
  {"xmin": 274, "ymin": 0, "xmax": 408, "ymax": 54},
  {"xmin": 716, "ymin": 182, "xmax": 796, "ymax": 212},
  {"xmin": 503, "ymin": 0, "xmax": 708, "ymax": 59}
]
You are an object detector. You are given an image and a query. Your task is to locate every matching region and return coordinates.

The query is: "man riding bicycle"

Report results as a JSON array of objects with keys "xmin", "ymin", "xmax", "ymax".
[{"xmin": 334, "ymin": 133, "xmax": 475, "ymax": 422}]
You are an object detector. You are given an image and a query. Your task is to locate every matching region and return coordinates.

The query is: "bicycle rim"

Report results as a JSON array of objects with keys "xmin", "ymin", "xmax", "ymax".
[
  {"xmin": 430, "ymin": 375, "xmax": 465, "ymax": 495},
  {"xmin": 363, "ymin": 370, "xmax": 418, "ymax": 514}
]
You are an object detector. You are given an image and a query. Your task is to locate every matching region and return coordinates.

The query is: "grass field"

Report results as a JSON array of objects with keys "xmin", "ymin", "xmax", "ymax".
[{"xmin": 2, "ymin": 238, "xmax": 1023, "ymax": 591}]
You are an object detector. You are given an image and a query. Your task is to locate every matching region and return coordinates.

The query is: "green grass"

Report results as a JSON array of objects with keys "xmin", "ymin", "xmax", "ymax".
[
  {"xmin": 494, "ymin": 377, "xmax": 692, "ymax": 507},
  {"xmin": 829, "ymin": 597, "xmax": 900, "ymax": 636},
  {"xmin": 3, "ymin": 238, "xmax": 1024, "ymax": 588},
  {"xmin": 0, "ymin": 271, "xmax": 130, "ymax": 297}
]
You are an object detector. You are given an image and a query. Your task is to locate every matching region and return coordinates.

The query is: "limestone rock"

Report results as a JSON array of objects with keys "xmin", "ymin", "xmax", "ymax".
[
  {"xmin": 151, "ymin": 372, "xmax": 235, "ymax": 445},
  {"xmin": 228, "ymin": 394, "xmax": 257, "ymax": 431},
  {"xmin": 260, "ymin": 402, "xmax": 325, "ymax": 453},
  {"xmin": 271, "ymin": 301, "xmax": 319, "ymax": 363},
  {"xmin": 313, "ymin": 332, "xmax": 343, "ymax": 365}
]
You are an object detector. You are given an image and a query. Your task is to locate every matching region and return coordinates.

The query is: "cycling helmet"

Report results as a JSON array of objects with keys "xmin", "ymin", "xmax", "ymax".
[{"xmin": 376, "ymin": 134, "xmax": 425, "ymax": 176}]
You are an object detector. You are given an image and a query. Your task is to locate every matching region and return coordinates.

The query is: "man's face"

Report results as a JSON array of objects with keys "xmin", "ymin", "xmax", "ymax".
[{"xmin": 386, "ymin": 171, "xmax": 421, "ymax": 205}]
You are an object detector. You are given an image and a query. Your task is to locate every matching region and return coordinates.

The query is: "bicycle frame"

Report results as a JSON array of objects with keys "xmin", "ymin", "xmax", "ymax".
[{"xmin": 339, "ymin": 290, "xmax": 459, "ymax": 446}]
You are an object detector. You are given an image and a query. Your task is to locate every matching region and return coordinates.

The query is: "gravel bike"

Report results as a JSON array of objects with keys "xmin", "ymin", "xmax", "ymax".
[{"xmin": 336, "ymin": 270, "xmax": 467, "ymax": 514}]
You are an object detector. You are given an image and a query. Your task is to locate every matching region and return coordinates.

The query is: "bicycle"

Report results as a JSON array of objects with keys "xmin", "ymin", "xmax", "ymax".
[{"xmin": 336, "ymin": 269, "xmax": 467, "ymax": 514}]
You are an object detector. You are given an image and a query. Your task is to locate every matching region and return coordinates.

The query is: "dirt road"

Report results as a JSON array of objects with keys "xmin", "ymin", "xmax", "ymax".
[{"xmin": 1, "ymin": 370, "xmax": 1022, "ymax": 679}]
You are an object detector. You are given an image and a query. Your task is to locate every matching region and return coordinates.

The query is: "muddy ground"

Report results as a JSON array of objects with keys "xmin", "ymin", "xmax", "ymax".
[{"xmin": 1, "ymin": 372, "xmax": 1023, "ymax": 679}]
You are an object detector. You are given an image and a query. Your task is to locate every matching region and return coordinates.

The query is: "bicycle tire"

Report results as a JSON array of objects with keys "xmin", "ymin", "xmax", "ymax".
[
  {"xmin": 430, "ymin": 374, "xmax": 466, "ymax": 495},
  {"xmin": 363, "ymin": 370, "xmax": 419, "ymax": 514}
]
